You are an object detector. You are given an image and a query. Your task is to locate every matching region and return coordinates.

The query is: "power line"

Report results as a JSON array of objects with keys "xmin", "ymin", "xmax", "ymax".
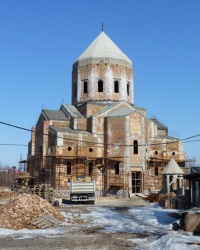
[
  {"xmin": 0, "ymin": 138, "xmax": 200, "ymax": 148},
  {"xmin": 0, "ymin": 144, "xmax": 27, "ymax": 146},
  {"xmin": 1, "ymin": 120, "xmax": 200, "ymax": 148},
  {"xmin": 0, "ymin": 121, "xmax": 31, "ymax": 132}
]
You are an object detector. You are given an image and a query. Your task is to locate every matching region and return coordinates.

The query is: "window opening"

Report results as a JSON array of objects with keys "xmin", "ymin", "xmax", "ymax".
[
  {"xmin": 39, "ymin": 145, "xmax": 43, "ymax": 154},
  {"xmin": 132, "ymin": 172, "xmax": 141, "ymax": 193},
  {"xmin": 115, "ymin": 162, "xmax": 120, "ymax": 175},
  {"xmin": 84, "ymin": 81, "xmax": 88, "ymax": 93},
  {"xmin": 68, "ymin": 147, "xmax": 72, "ymax": 151},
  {"xmin": 89, "ymin": 162, "xmax": 93, "ymax": 175},
  {"xmin": 67, "ymin": 162, "xmax": 72, "ymax": 175},
  {"xmin": 89, "ymin": 148, "xmax": 93, "ymax": 152},
  {"xmin": 127, "ymin": 83, "xmax": 129, "ymax": 96},
  {"xmin": 133, "ymin": 140, "xmax": 138, "ymax": 154},
  {"xmin": 98, "ymin": 80, "xmax": 103, "ymax": 92},
  {"xmin": 114, "ymin": 81, "xmax": 119, "ymax": 93},
  {"xmin": 155, "ymin": 167, "xmax": 158, "ymax": 176}
]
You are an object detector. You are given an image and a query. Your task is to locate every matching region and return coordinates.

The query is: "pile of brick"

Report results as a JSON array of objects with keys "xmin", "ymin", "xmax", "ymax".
[
  {"xmin": 159, "ymin": 193, "xmax": 184, "ymax": 209},
  {"xmin": 159, "ymin": 192, "xmax": 177, "ymax": 199},
  {"xmin": 0, "ymin": 193, "xmax": 65, "ymax": 230}
]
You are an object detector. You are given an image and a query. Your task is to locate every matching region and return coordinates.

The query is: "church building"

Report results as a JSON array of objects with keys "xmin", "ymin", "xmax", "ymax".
[{"xmin": 27, "ymin": 30, "xmax": 185, "ymax": 197}]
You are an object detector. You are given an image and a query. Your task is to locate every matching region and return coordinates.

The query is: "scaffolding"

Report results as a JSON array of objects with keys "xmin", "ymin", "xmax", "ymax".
[{"xmin": 27, "ymin": 152, "xmax": 128, "ymax": 198}]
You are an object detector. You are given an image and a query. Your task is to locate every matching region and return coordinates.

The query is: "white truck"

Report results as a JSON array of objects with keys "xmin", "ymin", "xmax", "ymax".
[{"xmin": 70, "ymin": 176, "xmax": 95, "ymax": 204}]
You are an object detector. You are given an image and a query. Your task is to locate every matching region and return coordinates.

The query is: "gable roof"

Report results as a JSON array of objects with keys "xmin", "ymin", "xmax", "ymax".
[
  {"xmin": 76, "ymin": 31, "xmax": 132, "ymax": 64},
  {"xmin": 61, "ymin": 104, "xmax": 84, "ymax": 118},
  {"xmin": 93, "ymin": 101, "xmax": 123, "ymax": 117},
  {"xmin": 162, "ymin": 158, "xmax": 184, "ymax": 175},
  {"xmin": 93, "ymin": 100, "xmax": 148, "ymax": 120},
  {"xmin": 108, "ymin": 107, "xmax": 135, "ymax": 117},
  {"xmin": 42, "ymin": 110, "xmax": 68, "ymax": 121},
  {"xmin": 151, "ymin": 118, "xmax": 168, "ymax": 131}
]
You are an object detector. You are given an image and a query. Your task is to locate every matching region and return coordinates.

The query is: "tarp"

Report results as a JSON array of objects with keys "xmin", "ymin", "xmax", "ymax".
[
  {"xmin": 184, "ymin": 167, "xmax": 200, "ymax": 180},
  {"xmin": 191, "ymin": 167, "xmax": 200, "ymax": 174}
]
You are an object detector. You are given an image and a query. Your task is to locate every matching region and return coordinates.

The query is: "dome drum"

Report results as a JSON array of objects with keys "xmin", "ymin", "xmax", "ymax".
[
  {"xmin": 73, "ymin": 57, "xmax": 132, "ymax": 69},
  {"xmin": 72, "ymin": 31, "xmax": 134, "ymax": 105}
]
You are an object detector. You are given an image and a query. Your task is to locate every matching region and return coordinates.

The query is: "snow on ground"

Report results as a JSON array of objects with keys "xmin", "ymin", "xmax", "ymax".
[
  {"xmin": 86, "ymin": 204, "xmax": 200, "ymax": 249},
  {"xmin": 0, "ymin": 203, "xmax": 199, "ymax": 249},
  {"xmin": 0, "ymin": 227, "xmax": 68, "ymax": 239},
  {"xmin": 86, "ymin": 203, "xmax": 178, "ymax": 233}
]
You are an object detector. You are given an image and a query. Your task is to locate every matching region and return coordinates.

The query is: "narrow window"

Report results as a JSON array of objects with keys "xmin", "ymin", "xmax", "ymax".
[
  {"xmin": 39, "ymin": 145, "xmax": 43, "ymax": 154},
  {"xmin": 89, "ymin": 162, "xmax": 93, "ymax": 175},
  {"xmin": 115, "ymin": 162, "xmax": 120, "ymax": 175},
  {"xmin": 133, "ymin": 140, "xmax": 138, "ymax": 154},
  {"xmin": 155, "ymin": 167, "xmax": 158, "ymax": 176},
  {"xmin": 127, "ymin": 83, "xmax": 130, "ymax": 96},
  {"xmin": 98, "ymin": 80, "xmax": 103, "ymax": 92},
  {"xmin": 84, "ymin": 81, "xmax": 88, "ymax": 93},
  {"xmin": 114, "ymin": 81, "xmax": 119, "ymax": 93},
  {"xmin": 67, "ymin": 162, "xmax": 72, "ymax": 175}
]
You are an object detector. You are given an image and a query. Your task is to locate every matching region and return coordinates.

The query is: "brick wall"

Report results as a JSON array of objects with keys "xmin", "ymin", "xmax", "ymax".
[{"xmin": 72, "ymin": 62, "xmax": 133, "ymax": 105}]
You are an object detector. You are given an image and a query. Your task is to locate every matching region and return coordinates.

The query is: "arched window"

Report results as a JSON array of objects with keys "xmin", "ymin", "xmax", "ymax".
[
  {"xmin": 115, "ymin": 162, "xmax": 120, "ymax": 175},
  {"xmin": 67, "ymin": 162, "xmax": 72, "ymax": 175},
  {"xmin": 127, "ymin": 83, "xmax": 129, "ymax": 96},
  {"xmin": 84, "ymin": 81, "xmax": 88, "ymax": 93},
  {"xmin": 114, "ymin": 81, "xmax": 119, "ymax": 93},
  {"xmin": 74, "ymin": 84, "xmax": 77, "ymax": 97},
  {"xmin": 88, "ymin": 162, "xmax": 93, "ymax": 175},
  {"xmin": 98, "ymin": 80, "xmax": 103, "ymax": 92},
  {"xmin": 133, "ymin": 140, "xmax": 138, "ymax": 154}
]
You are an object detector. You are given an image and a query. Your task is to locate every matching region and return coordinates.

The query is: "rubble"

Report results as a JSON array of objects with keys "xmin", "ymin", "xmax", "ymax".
[
  {"xmin": 145, "ymin": 193, "xmax": 159, "ymax": 202},
  {"xmin": 0, "ymin": 193, "xmax": 65, "ymax": 230},
  {"xmin": 159, "ymin": 193, "xmax": 184, "ymax": 209},
  {"xmin": 159, "ymin": 192, "xmax": 177, "ymax": 199},
  {"xmin": 0, "ymin": 190, "xmax": 18, "ymax": 199}
]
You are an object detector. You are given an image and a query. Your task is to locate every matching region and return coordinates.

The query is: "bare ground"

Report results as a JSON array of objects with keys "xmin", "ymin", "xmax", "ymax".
[{"xmin": 0, "ymin": 197, "xmax": 154, "ymax": 250}]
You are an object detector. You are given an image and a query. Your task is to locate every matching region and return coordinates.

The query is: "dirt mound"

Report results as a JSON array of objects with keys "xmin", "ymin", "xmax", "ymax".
[{"xmin": 0, "ymin": 193, "xmax": 65, "ymax": 230}]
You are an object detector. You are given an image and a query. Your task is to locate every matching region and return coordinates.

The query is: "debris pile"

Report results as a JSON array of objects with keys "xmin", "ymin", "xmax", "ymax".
[
  {"xmin": 145, "ymin": 193, "xmax": 159, "ymax": 202},
  {"xmin": 159, "ymin": 192, "xmax": 177, "ymax": 199},
  {"xmin": 159, "ymin": 192, "xmax": 176, "ymax": 208},
  {"xmin": 0, "ymin": 191, "xmax": 18, "ymax": 199},
  {"xmin": 159, "ymin": 192, "xmax": 184, "ymax": 209},
  {"xmin": 0, "ymin": 193, "xmax": 65, "ymax": 230}
]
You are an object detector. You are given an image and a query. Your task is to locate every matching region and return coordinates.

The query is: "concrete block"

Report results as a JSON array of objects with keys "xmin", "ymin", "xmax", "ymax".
[{"xmin": 183, "ymin": 213, "xmax": 200, "ymax": 233}]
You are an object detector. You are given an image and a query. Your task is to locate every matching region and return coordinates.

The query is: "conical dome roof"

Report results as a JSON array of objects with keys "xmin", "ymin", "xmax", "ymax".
[
  {"xmin": 162, "ymin": 158, "xmax": 184, "ymax": 175},
  {"xmin": 76, "ymin": 31, "xmax": 132, "ymax": 63}
]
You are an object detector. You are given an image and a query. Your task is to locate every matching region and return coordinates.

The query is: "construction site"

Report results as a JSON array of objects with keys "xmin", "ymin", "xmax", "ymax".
[
  {"xmin": 23, "ymin": 30, "xmax": 187, "ymax": 200},
  {"xmin": 26, "ymin": 134, "xmax": 187, "ymax": 200}
]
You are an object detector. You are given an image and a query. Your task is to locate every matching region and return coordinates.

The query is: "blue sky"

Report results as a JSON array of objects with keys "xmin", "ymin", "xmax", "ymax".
[{"xmin": 0, "ymin": 0, "xmax": 200, "ymax": 167}]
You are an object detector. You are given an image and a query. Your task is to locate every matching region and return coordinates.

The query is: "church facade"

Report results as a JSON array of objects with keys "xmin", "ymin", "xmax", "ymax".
[{"xmin": 27, "ymin": 31, "xmax": 185, "ymax": 197}]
